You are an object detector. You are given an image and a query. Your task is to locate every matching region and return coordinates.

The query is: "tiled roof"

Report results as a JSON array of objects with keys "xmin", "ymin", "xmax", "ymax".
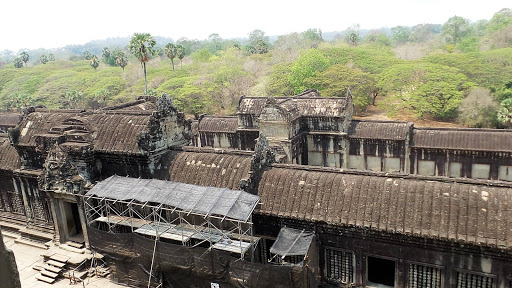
[
  {"xmin": 16, "ymin": 111, "xmax": 151, "ymax": 154},
  {"xmin": 412, "ymin": 127, "xmax": 512, "ymax": 152},
  {"xmin": 348, "ymin": 120, "xmax": 412, "ymax": 140},
  {"xmin": 257, "ymin": 165, "xmax": 512, "ymax": 250},
  {"xmin": 198, "ymin": 116, "xmax": 238, "ymax": 133},
  {"xmin": 168, "ymin": 151, "xmax": 252, "ymax": 190},
  {"xmin": 0, "ymin": 136, "xmax": 20, "ymax": 171},
  {"xmin": 0, "ymin": 113, "xmax": 22, "ymax": 127}
]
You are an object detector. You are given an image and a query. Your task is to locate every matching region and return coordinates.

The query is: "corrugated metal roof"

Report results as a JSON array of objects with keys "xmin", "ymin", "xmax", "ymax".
[
  {"xmin": 86, "ymin": 175, "xmax": 260, "ymax": 222},
  {"xmin": 348, "ymin": 120, "xmax": 412, "ymax": 140},
  {"xmin": 412, "ymin": 128, "xmax": 512, "ymax": 152},
  {"xmin": 0, "ymin": 136, "xmax": 20, "ymax": 171},
  {"xmin": 257, "ymin": 166, "xmax": 512, "ymax": 250},
  {"xmin": 198, "ymin": 116, "xmax": 238, "ymax": 133},
  {"xmin": 168, "ymin": 151, "xmax": 252, "ymax": 190}
]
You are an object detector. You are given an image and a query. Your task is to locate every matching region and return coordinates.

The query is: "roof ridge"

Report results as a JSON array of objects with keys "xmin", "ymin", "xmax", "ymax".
[{"xmin": 271, "ymin": 163, "xmax": 512, "ymax": 188}]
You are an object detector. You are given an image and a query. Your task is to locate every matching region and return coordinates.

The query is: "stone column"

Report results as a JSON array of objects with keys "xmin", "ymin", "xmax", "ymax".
[{"xmin": 0, "ymin": 227, "xmax": 21, "ymax": 288}]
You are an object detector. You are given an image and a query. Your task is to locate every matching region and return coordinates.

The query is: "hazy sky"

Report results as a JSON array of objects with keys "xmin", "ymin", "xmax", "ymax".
[{"xmin": 1, "ymin": 0, "xmax": 510, "ymax": 52}]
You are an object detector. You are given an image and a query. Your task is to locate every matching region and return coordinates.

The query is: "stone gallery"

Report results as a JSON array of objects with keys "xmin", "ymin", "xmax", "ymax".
[{"xmin": 1, "ymin": 91, "xmax": 512, "ymax": 287}]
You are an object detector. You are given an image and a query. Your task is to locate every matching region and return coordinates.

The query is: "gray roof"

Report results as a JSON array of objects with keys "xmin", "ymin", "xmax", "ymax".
[
  {"xmin": 86, "ymin": 175, "xmax": 260, "ymax": 222},
  {"xmin": 348, "ymin": 120, "xmax": 412, "ymax": 140},
  {"xmin": 270, "ymin": 227, "xmax": 314, "ymax": 256},
  {"xmin": 412, "ymin": 127, "xmax": 512, "ymax": 152},
  {"xmin": 257, "ymin": 165, "xmax": 512, "ymax": 250}
]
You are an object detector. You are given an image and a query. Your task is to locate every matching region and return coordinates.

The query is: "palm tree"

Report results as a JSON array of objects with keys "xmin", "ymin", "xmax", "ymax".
[
  {"xmin": 84, "ymin": 51, "xmax": 92, "ymax": 60},
  {"xmin": 13, "ymin": 57, "xmax": 23, "ymax": 68},
  {"xmin": 48, "ymin": 53, "xmax": 55, "ymax": 61},
  {"xmin": 176, "ymin": 44, "xmax": 185, "ymax": 68},
  {"xmin": 129, "ymin": 33, "xmax": 156, "ymax": 95},
  {"xmin": 102, "ymin": 47, "xmax": 111, "ymax": 59},
  {"xmin": 20, "ymin": 51, "xmax": 29, "ymax": 67},
  {"xmin": 40, "ymin": 55, "xmax": 48, "ymax": 64},
  {"xmin": 90, "ymin": 55, "xmax": 99, "ymax": 70},
  {"xmin": 165, "ymin": 43, "xmax": 177, "ymax": 70},
  {"xmin": 114, "ymin": 50, "xmax": 128, "ymax": 71}
]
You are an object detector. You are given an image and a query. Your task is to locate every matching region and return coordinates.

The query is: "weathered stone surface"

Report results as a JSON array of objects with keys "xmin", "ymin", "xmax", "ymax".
[{"xmin": 0, "ymin": 227, "xmax": 21, "ymax": 288}]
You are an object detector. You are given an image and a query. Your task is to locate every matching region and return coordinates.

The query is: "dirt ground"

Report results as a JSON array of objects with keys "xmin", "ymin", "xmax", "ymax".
[{"xmin": 353, "ymin": 103, "xmax": 463, "ymax": 128}]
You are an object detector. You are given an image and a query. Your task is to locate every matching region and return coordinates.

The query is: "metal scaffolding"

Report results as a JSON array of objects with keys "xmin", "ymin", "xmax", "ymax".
[{"xmin": 81, "ymin": 176, "xmax": 260, "ymax": 260}]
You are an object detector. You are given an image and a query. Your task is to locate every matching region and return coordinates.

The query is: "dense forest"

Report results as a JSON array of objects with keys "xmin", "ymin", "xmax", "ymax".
[{"xmin": 1, "ymin": 8, "xmax": 512, "ymax": 128}]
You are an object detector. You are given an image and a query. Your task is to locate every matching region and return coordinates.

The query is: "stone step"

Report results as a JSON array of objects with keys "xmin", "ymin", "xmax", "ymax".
[
  {"xmin": 36, "ymin": 274, "xmax": 55, "ymax": 283},
  {"xmin": 47, "ymin": 259, "xmax": 66, "ymax": 268},
  {"xmin": 1, "ymin": 230, "xmax": 20, "ymax": 239},
  {"xmin": 0, "ymin": 220, "xmax": 25, "ymax": 232},
  {"xmin": 33, "ymin": 264, "xmax": 44, "ymax": 271},
  {"xmin": 65, "ymin": 241, "xmax": 85, "ymax": 249},
  {"xmin": 19, "ymin": 227, "xmax": 53, "ymax": 242},
  {"xmin": 14, "ymin": 237, "xmax": 49, "ymax": 250},
  {"xmin": 41, "ymin": 269, "xmax": 59, "ymax": 278},
  {"xmin": 59, "ymin": 243, "xmax": 86, "ymax": 254},
  {"xmin": 49, "ymin": 253, "xmax": 70, "ymax": 263},
  {"xmin": 43, "ymin": 264, "xmax": 62, "ymax": 273}
]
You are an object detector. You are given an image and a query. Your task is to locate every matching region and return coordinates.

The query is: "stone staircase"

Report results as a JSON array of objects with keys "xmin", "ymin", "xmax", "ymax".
[{"xmin": 34, "ymin": 253, "xmax": 69, "ymax": 284}]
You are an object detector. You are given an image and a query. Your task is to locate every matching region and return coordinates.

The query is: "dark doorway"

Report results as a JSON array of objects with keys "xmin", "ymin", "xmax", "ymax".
[
  {"xmin": 367, "ymin": 256, "xmax": 395, "ymax": 287},
  {"xmin": 63, "ymin": 201, "xmax": 82, "ymax": 238},
  {"xmin": 71, "ymin": 202, "xmax": 82, "ymax": 235}
]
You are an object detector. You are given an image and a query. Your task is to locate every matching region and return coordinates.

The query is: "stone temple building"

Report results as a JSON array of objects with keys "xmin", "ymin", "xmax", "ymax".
[{"xmin": 1, "ymin": 91, "xmax": 512, "ymax": 288}]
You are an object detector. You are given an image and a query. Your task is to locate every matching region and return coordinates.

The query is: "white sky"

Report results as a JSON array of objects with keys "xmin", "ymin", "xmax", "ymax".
[{"xmin": 1, "ymin": 0, "xmax": 510, "ymax": 52}]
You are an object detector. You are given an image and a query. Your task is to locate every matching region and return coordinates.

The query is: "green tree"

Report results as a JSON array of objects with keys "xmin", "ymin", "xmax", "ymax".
[
  {"xmin": 165, "ymin": 43, "xmax": 177, "ymax": 70},
  {"xmin": 410, "ymin": 24, "xmax": 441, "ymax": 42},
  {"xmin": 129, "ymin": 33, "xmax": 156, "ymax": 95},
  {"xmin": 497, "ymin": 98, "xmax": 512, "ymax": 128},
  {"xmin": 266, "ymin": 63, "xmax": 295, "ymax": 96},
  {"xmin": 304, "ymin": 64, "xmax": 377, "ymax": 111},
  {"xmin": 207, "ymin": 33, "xmax": 222, "ymax": 53},
  {"xmin": 48, "ymin": 53, "xmax": 55, "ymax": 61},
  {"xmin": 345, "ymin": 24, "xmax": 360, "ymax": 46},
  {"xmin": 487, "ymin": 8, "xmax": 512, "ymax": 32},
  {"xmin": 9, "ymin": 92, "xmax": 36, "ymax": 112},
  {"xmin": 90, "ymin": 88, "xmax": 111, "ymax": 109},
  {"xmin": 84, "ymin": 50, "xmax": 92, "ymax": 60},
  {"xmin": 40, "ymin": 54, "xmax": 48, "ymax": 64},
  {"xmin": 289, "ymin": 49, "xmax": 329, "ymax": 93},
  {"xmin": 248, "ymin": 29, "xmax": 269, "ymax": 47},
  {"xmin": 20, "ymin": 51, "xmax": 29, "ymax": 67},
  {"xmin": 176, "ymin": 44, "xmax": 185, "ymax": 68},
  {"xmin": 101, "ymin": 47, "xmax": 116, "ymax": 66},
  {"xmin": 377, "ymin": 62, "xmax": 474, "ymax": 120},
  {"xmin": 495, "ymin": 81, "xmax": 512, "ymax": 102},
  {"xmin": 90, "ymin": 55, "xmax": 99, "ymax": 70},
  {"xmin": 190, "ymin": 49, "xmax": 212, "ymax": 63},
  {"xmin": 247, "ymin": 29, "xmax": 270, "ymax": 54},
  {"xmin": 301, "ymin": 28, "xmax": 323, "ymax": 48},
  {"xmin": 13, "ymin": 57, "xmax": 23, "ymax": 68},
  {"xmin": 113, "ymin": 50, "xmax": 128, "ymax": 71},
  {"xmin": 456, "ymin": 36, "xmax": 479, "ymax": 53},
  {"xmin": 102, "ymin": 47, "xmax": 111, "ymax": 59},
  {"xmin": 62, "ymin": 90, "xmax": 83, "ymax": 109},
  {"xmin": 254, "ymin": 40, "xmax": 269, "ymax": 54},
  {"xmin": 442, "ymin": 16, "xmax": 472, "ymax": 45},
  {"xmin": 391, "ymin": 26, "xmax": 411, "ymax": 44}
]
